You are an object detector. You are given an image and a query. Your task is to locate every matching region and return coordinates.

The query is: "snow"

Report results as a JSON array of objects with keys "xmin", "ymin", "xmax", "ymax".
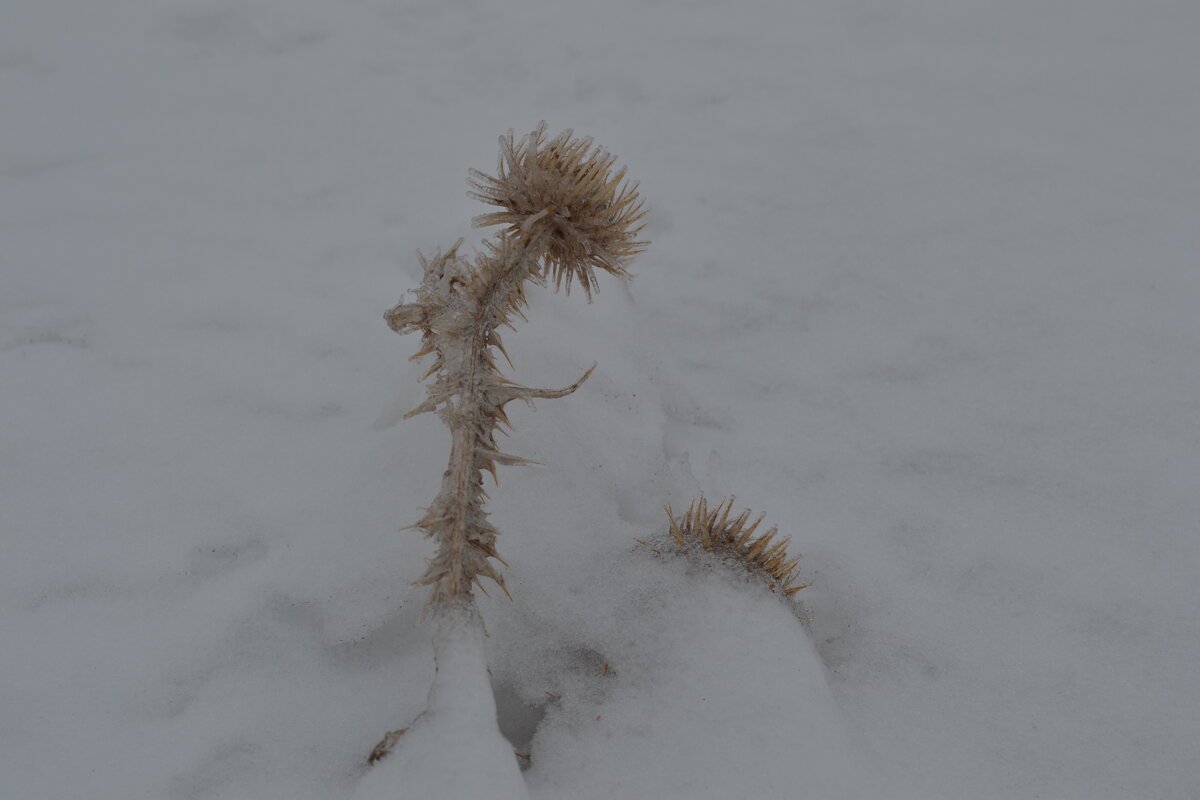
[
  {"xmin": 352, "ymin": 603, "xmax": 531, "ymax": 800},
  {"xmin": 4, "ymin": 0, "xmax": 1199, "ymax": 798}
]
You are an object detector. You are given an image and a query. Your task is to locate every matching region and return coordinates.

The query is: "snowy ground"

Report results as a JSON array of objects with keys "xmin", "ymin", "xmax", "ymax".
[{"xmin": 4, "ymin": 1, "xmax": 1199, "ymax": 798}]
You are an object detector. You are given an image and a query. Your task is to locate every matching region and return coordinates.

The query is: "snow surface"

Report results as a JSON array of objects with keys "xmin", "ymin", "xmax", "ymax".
[{"xmin": 4, "ymin": 0, "xmax": 1199, "ymax": 798}]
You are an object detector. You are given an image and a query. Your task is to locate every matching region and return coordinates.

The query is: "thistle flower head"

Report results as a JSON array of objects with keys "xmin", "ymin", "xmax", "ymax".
[
  {"xmin": 665, "ymin": 497, "xmax": 808, "ymax": 597},
  {"xmin": 469, "ymin": 122, "xmax": 647, "ymax": 299}
]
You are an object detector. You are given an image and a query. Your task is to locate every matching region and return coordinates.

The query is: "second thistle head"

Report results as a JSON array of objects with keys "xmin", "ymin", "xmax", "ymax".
[{"xmin": 469, "ymin": 122, "xmax": 647, "ymax": 299}]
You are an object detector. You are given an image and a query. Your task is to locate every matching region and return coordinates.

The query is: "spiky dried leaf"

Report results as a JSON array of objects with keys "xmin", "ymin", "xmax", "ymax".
[{"xmin": 663, "ymin": 498, "xmax": 807, "ymax": 598}]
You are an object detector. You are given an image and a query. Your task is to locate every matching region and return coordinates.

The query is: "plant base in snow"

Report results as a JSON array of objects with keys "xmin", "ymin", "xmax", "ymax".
[{"xmin": 354, "ymin": 602, "xmax": 532, "ymax": 800}]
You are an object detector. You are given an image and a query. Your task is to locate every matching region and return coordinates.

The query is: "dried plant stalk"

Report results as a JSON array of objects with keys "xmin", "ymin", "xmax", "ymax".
[
  {"xmin": 386, "ymin": 123, "xmax": 647, "ymax": 607},
  {"xmin": 367, "ymin": 126, "xmax": 645, "ymax": 778},
  {"xmin": 665, "ymin": 497, "xmax": 809, "ymax": 597}
]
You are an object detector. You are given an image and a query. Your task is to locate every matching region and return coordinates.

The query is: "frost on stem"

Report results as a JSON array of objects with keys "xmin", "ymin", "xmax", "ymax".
[{"xmin": 385, "ymin": 124, "xmax": 647, "ymax": 608}]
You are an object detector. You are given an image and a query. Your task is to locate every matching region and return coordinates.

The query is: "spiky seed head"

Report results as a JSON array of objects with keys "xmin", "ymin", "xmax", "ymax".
[
  {"xmin": 664, "ymin": 497, "xmax": 808, "ymax": 598},
  {"xmin": 469, "ymin": 122, "xmax": 647, "ymax": 299}
]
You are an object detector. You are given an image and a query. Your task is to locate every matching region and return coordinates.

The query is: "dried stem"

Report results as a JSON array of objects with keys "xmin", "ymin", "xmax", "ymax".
[{"xmin": 386, "ymin": 124, "xmax": 647, "ymax": 608}]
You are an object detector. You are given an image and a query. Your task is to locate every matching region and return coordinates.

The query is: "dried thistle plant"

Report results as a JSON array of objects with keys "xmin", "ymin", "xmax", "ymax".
[
  {"xmin": 664, "ymin": 497, "xmax": 809, "ymax": 597},
  {"xmin": 367, "ymin": 126, "xmax": 645, "ymax": 774},
  {"xmin": 386, "ymin": 123, "xmax": 647, "ymax": 608}
]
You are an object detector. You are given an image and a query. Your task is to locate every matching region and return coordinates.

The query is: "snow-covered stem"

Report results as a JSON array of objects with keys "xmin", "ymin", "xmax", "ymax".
[{"xmin": 355, "ymin": 604, "xmax": 532, "ymax": 800}]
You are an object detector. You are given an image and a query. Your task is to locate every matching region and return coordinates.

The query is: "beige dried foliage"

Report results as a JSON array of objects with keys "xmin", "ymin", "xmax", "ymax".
[
  {"xmin": 386, "ymin": 125, "xmax": 647, "ymax": 607},
  {"xmin": 665, "ymin": 497, "xmax": 808, "ymax": 597}
]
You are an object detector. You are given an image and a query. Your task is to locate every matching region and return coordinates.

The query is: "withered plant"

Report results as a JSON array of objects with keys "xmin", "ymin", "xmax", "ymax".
[
  {"xmin": 663, "ymin": 497, "xmax": 809, "ymax": 598},
  {"xmin": 367, "ymin": 125, "xmax": 646, "ymax": 775},
  {"xmin": 385, "ymin": 123, "xmax": 646, "ymax": 608}
]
